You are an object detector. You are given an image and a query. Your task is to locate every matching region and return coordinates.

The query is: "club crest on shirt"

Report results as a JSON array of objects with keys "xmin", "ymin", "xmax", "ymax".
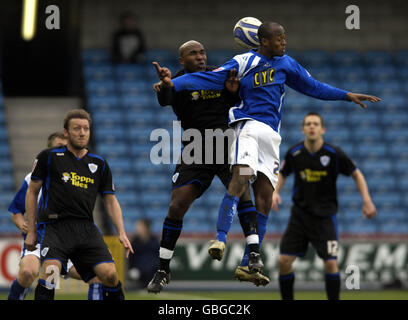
[
  {"xmin": 320, "ymin": 155, "xmax": 330, "ymax": 167},
  {"xmin": 41, "ymin": 247, "xmax": 49, "ymax": 257},
  {"xmin": 88, "ymin": 163, "xmax": 98, "ymax": 173},
  {"xmin": 172, "ymin": 172, "xmax": 179, "ymax": 183}
]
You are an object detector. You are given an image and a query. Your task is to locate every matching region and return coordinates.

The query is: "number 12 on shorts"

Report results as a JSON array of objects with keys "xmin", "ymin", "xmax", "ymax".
[{"xmin": 327, "ymin": 240, "xmax": 338, "ymax": 257}]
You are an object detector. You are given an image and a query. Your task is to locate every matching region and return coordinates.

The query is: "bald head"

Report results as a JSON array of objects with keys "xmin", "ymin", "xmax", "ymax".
[
  {"xmin": 178, "ymin": 40, "xmax": 204, "ymax": 57},
  {"xmin": 178, "ymin": 40, "xmax": 207, "ymax": 72}
]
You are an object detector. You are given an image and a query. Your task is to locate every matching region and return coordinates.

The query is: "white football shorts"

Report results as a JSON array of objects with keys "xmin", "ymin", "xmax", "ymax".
[{"xmin": 229, "ymin": 119, "xmax": 281, "ymax": 189}]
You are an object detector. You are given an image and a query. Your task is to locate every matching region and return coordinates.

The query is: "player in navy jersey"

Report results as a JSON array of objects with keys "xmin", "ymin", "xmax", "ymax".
[
  {"xmin": 8, "ymin": 132, "xmax": 104, "ymax": 300},
  {"xmin": 147, "ymin": 40, "xmax": 269, "ymax": 293},
  {"xmin": 155, "ymin": 22, "xmax": 380, "ymax": 279},
  {"xmin": 24, "ymin": 109, "xmax": 133, "ymax": 300},
  {"xmin": 273, "ymin": 112, "xmax": 377, "ymax": 300}
]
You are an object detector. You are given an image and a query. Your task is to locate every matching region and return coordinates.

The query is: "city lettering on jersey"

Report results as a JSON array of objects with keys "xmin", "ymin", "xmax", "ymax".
[
  {"xmin": 300, "ymin": 169, "xmax": 328, "ymax": 182},
  {"xmin": 61, "ymin": 172, "xmax": 95, "ymax": 189},
  {"xmin": 253, "ymin": 68, "xmax": 275, "ymax": 87}
]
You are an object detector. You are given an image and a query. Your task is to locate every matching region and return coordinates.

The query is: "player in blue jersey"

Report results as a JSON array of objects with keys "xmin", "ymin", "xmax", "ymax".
[
  {"xmin": 158, "ymin": 21, "xmax": 381, "ymax": 276},
  {"xmin": 8, "ymin": 132, "xmax": 103, "ymax": 300}
]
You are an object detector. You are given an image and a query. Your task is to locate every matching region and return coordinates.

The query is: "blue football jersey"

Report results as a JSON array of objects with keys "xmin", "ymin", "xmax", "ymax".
[{"xmin": 172, "ymin": 50, "xmax": 349, "ymax": 133}]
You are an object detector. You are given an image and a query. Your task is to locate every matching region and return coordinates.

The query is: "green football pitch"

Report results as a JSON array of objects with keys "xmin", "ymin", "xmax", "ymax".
[{"xmin": 1, "ymin": 290, "xmax": 407, "ymax": 300}]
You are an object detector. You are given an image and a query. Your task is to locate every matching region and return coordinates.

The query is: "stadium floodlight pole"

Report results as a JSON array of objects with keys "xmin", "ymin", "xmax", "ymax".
[{"xmin": 21, "ymin": 0, "xmax": 38, "ymax": 41}]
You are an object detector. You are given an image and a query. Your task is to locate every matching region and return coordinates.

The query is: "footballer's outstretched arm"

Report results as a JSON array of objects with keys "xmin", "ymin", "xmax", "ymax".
[
  {"xmin": 285, "ymin": 57, "xmax": 381, "ymax": 108},
  {"xmin": 103, "ymin": 193, "xmax": 134, "ymax": 258},
  {"xmin": 351, "ymin": 169, "xmax": 377, "ymax": 219}
]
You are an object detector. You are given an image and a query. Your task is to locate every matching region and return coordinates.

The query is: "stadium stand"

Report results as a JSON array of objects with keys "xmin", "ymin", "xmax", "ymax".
[
  {"xmin": 0, "ymin": 79, "xmax": 16, "ymax": 232},
  {"xmin": 82, "ymin": 48, "xmax": 408, "ymax": 236}
]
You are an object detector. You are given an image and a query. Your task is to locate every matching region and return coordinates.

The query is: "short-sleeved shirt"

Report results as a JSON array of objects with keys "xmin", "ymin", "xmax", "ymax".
[
  {"xmin": 31, "ymin": 146, "xmax": 115, "ymax": 223},
  {"xmin": 280, "ymin": 141, "xmax": 357, "ymax": 217}
]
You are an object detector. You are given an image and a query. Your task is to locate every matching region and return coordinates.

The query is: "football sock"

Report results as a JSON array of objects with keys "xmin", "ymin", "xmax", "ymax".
[
  {"xmin": 8, "ymin": 279, "xmax": 29, "ymax": 300},
  {"xmin": 325, "ymin": 272, "xmax": 340, "ymax": 300},
  {"xmin": 34, "ymin": 279, "xmax": 55, "ymax": 300},
  {"xmin": 279, "ymin": 272, "xmax": 295, "ymax": 300},
  {"xmin": 102, "ymin": 281, "xmax": 124, "ymax": 300},
  {"xmin": 240, "ymin": 212, "xmax": 269, "ymax": 266},
  {"xmin": 238, "ymin": 200, "xmax": 259, "ymax": 254},
  {"xmin": 88, "ymin": 282, "xmax": 103, "ymax": 300},
  {"xmin": 216, "ymin": 193, "xmax": 240, "ymax": 243},
  {"xmin": 159, "ymin": 217, "xmax": 183, "ymax": 273}
]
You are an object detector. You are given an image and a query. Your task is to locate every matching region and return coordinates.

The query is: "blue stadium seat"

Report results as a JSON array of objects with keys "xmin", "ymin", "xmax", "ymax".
[
  {"xmin": 92, "ymin": 110, "xmax": 123, "ymax": 125},
  {"xmin": 145, "ymin": 50, "xmax": 178, "ymax": 65},
  {"xmin": 139, "ymin": 175, "xmax": 170, "ymax": 191},
  {"xmin": 0, "ymin": 174, "xmax": 14, "ymax": 191},
  {"xmin": 206, "ymin": 50, "xmax": 234, "ymax": 67},
  {"xmin": 397, "ymin": 66, "xmax": 408, "ymax": 80},
  {"xmin": 349, "ymin": 112, "xmax": 378, "ymax": 127},
  {"xmin": 367, "ymin": 66, "xmax": 397, "ymax": 81},
  {"xmin": 86, "ymin": 80, "xmax": 116, "ymax": 96},
  {"xmin": 338, "ymin": 193, "xmax": 362, "ymax": 208},
  {"xmin": 380, "ymin": 112, "xmax": 408, "ymax": 127},
  {"xmin": 331, "ymin": 51, "xmax": 361, "ymax": 66},
  {"xmin": 141, "ymin": 192, "xmax": 170, "ymax": 207},
  {"xmin": 343, "ymin": 220, "xmax": 377, "ymax": 234},
  {"xmin": 0, "ymin": 159, "xmax": 12, "ymax": 173},
  {"xmin": 297, "ymin": 50, "xmax": 330, "ymax": 68},
  {"xmin": 115, "ymin": 64, "xmax": 149, "ymax": 81},
  {"xmin": 114, "ymin": 174, "xmax": 137, "ymax": 191},
  {"xmin": 0, "ymin": 192, "xmax": 17, "ymax": 211},
  {"xmin": 88, "ymin": 95, "xmax": 119, "ymax": 110},
  {"xmin": 381, "ymin": 95, "xmax": 406, "ymax": 112},
  {"xmin": 362, "ymin": 51, "xmax": 393, "ymax": 66},
  {"xmin": 82, "ymin": 49, "xmax": 110, "ymax": 64},
  {"xmin": 351, "ymin": 128, "xmax": 382, "ymax": 143},
  {"xmin": 0, "ymin": 144, "xmax": 10, "ymax": 157},
  {"xmin": 108, "ymin": 158, "xmax": 133, "ymax": 173},
  {"xmin": 370, "ymin": 80, "xmax": 401, "ymax": 95},
  {"xmin": 395, "ymin": 162, "xmax": 408, "ymax": 175},
  {"xmin": 395, "ymin": 51, "xmax": 408, "ymax": 67},
  {"xmin": 117, "ymin": 81, "xmax": 152, "ymax": 94},
  {"xmin": 354, "ymin": 144, "xmax": 387, "ymax": 159},
  {"xmin": 93, "ymin": 126, "xmax": 126, "ymax": 140},
  {"xmin": 338, "ymin": 66, "xmax": 367, "ymax": 81},
  {"xmin": 384, "ymin": 128, "xmax": 408, "ymax": 143},
  {"xmin": 97, "ymin": 142, "xmax": 129, "ymax": 158},
  {"xmin": 84, "ymin": 64, "xmax": 114, "ymax": 81},
  {"xmin": 366, "ymin": 176, "xmax": 396, "ymax": 193},
  {"xmin": 389, "ymin": 144, "xmax": 408, "ymax": 159},
  {"xmin": 373, "ymin": 194, "xmax": 401, "ymax": 210},
  {"xmin": 379, "ymin": 222, "xmax": 407, "ymax": 234},
  {"xmin": 308, "ymin": 66, "xmax": 334, "ymax": 82},
  {"xmin": 344, "ymin": 80, "xmax": 370, "ymax": 93},
  {"xmin": 115, "ymin": 192, "xmax": 138, "ymax": 207},
  {"xmin": 360, "ymin": 159, "xmax": 391, "ymax": 174},
  {"xmin": 121, "ymin": 94, "xmax": 153, "ymax": 109}
]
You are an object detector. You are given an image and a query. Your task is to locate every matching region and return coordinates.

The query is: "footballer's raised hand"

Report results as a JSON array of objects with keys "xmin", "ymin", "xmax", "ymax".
[
  {"xmin": 346, "ymin": 92, "xmax": 381, "ymax": 109},
  {"xmin": 225, "ymin": 68, "xmax": 240, "ymax": 93},
  {"xmin": 153, "ymin": 81, "xmax": 162, "ymax": 92},
  {"xmin": 152, "ymin": 62, "xmax": 173, "ymax": 87}
]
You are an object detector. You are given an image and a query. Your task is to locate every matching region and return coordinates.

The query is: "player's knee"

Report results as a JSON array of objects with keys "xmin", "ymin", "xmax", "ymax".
[
  {"xmin": 19, "ymin": 267, "xmax": 38, "ymax": 285},
  {"xmin": 168, "ymin": 200, "xmax": 189, "ymax": 220},
  {"xmin": 278, "ymin": 255, "xmax": 294, "ymax": 272},
  {"xmin": 324, "ymin": 260, "xmax": 338, "ymax": 274},
  {"xmin": 100, "ymin": 268, "xmax": 118, "ymax": 287},
  {"xmin": 255, "ymin": 193, "xmax": 272, "ymax": 215}
]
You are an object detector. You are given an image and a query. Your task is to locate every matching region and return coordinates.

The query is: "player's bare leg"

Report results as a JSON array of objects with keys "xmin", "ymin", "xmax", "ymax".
[
  {"xmin": 8, "ymin": 255, "xmax": 40, "ymax": 300},
  {"xmin": 94, "ymin": 262, "xmax": 124, "ymax": 300},
  {"xmin": 17, "ymin": 255, "xmax": 40, "ymax": 288},
  {"xmin": 67, "ymin": 266, "xmax": 103, "ymax": 300},
  {"xmin": 278, "ymin": 254, "xmax": 297, "ymax": 300}
]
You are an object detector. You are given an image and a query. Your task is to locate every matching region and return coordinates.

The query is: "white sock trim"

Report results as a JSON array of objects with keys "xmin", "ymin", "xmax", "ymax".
[
  {"xmin": 159, "ymin": 247, "xmax": 174, "ymax": 259},
  {"xmin": 246, "ymin": 234, "xmax": 259, "ymax": 245}
]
